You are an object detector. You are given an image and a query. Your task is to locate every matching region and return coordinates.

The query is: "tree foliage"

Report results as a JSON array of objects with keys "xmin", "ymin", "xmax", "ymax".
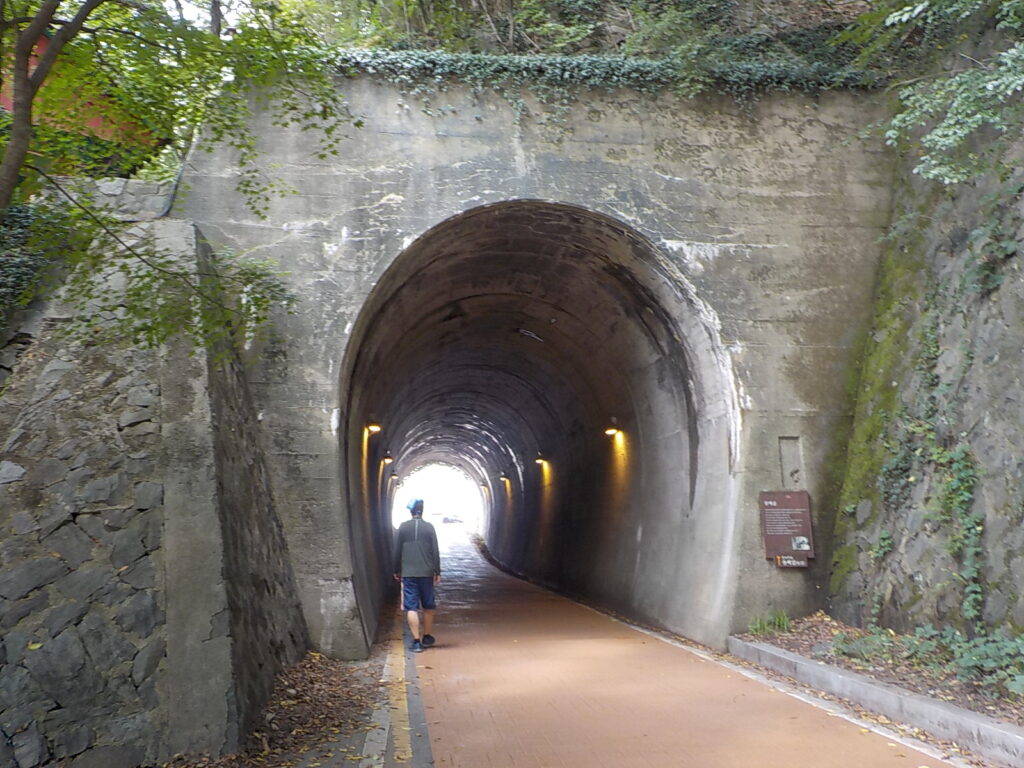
[
  {"xmin": 845, "ymin": 1, "xmax": 1024, "ymax": 183},
  {"xmin": 4, "ymin": 0, "xmax": 1017, "ymax": 350},
  {"xmin": 0, "ymin": 1, "xmax": 353, "ymax": 347}
]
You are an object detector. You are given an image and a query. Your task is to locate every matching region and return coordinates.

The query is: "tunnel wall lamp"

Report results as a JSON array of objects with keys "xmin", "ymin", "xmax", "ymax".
[
  {"xmin": 382, "ymin": 453, "xmax": 394, "ymax": 465},
  {"xmin": 367, "ymin": 423, "xmax": 382, "ymax": 434},
  {"xmin": 604, "ymin": 427, "xmax": 621, "ymax": 436}
]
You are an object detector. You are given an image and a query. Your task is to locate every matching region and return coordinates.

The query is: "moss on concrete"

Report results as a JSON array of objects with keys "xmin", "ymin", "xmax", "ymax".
[
  {"xmin": 830, "ymin": 542, "xmax": 860, "ymax": 595},
  {"xmin": 836, "ymin": 247, "xmax": 923, "ymax": 513},
  {"xmin": 828, "ymin": 223, "xmax": 928, "ymax": 594}
]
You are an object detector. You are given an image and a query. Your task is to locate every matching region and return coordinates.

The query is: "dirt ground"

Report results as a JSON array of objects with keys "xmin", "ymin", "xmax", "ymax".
[
  {"xmin": 737, "ymin": 611, "xmax": 1023, "ymax": 729},
  {"xmin": 163, "ymin": 650, "xmax": 387, "ymax": 768}
]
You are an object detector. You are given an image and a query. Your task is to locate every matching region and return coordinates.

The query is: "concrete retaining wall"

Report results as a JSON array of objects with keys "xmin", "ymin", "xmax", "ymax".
[{"xmin": 181, "ymin": 75, "xmax": 894, "ymax": 653}]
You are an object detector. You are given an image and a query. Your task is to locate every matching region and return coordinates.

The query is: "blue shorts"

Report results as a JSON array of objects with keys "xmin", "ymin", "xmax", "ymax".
[{"xmin": 402, "ymin": 576, "xmax": 436, "ymax": 611}]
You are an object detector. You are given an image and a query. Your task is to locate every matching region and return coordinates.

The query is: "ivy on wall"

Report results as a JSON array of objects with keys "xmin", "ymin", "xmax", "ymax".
[
  {"xmin": 333, "ymin": 47, "xmax": 677, "ymax": 94},
  {"xmin": 0, "ymin": 205, "xmax": 49, "ymax": 320},
  {"xmin": 331, "ymin": 23, "xmax": 874, "ymax": 106}
]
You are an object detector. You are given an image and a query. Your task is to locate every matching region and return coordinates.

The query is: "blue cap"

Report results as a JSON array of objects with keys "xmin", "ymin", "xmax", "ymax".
[{"xmin": 407, "ymin": 498, "xmax": 424, "ymax": 510}]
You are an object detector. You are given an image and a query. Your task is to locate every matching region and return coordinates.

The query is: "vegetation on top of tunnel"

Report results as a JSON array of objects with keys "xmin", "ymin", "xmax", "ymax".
[
  {"xmin": 6, "ymin": 2, "xmax": 1024, "ymax": 359},
  {"xmin": 330, "ymin": 28, "xmax": 873, "ymax": 105},
  {"xmin": 321, "ymin": 1, "xmax": 1024, "ymax": 185},
  {"xmin": 326, "ymin": 1, "xmax": 877, "ymax": 104},
  {"xmin": 846, "ymin": 0, "xmax": 1024, "ymax": 185}
]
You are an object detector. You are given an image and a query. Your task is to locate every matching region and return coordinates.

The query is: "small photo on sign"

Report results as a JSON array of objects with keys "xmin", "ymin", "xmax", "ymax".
[{"xmin": 792, "ymin": 536, "xmax": 811, "ymax": 551}]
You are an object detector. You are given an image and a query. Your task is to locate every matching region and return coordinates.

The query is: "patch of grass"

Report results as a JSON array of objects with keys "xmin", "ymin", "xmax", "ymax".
[
  {"xmin": 904, "ymin": 625, "xmax": 1024, "ymax": 698},
  {"xmin": 748, "ymin": 609, "xmax": 791, "ymax": 636},
  {"xmin": 833, "ymin": 628, "xmax": 896, "ymax": 661}
]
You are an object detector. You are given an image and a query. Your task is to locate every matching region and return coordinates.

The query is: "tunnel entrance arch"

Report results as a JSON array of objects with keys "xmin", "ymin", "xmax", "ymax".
[{"xmin": 340, "ymin": 201, "xmax": 740, "ymax": 648}]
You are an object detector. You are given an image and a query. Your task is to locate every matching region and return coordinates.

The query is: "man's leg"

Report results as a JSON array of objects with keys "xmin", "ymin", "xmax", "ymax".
[
  {"xmin": 422, "ymin": 609, "xmax": 434, "ymax": 638},
  {"xmin": 401, "ymin": 578, "xmax": 423, "ymax": 647},
  {"xmin": 421, "ymin": 575, "xmax": 436, "ymax": 647}
]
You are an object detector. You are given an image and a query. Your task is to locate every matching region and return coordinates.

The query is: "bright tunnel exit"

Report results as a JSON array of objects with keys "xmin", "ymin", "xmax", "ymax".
[{"xmin": 390, "ymin": 464, "xmax": 486, "ymax": 534}]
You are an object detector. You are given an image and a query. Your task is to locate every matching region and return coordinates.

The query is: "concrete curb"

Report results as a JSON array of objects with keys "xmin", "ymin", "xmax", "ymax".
[{"xmin": 727, "ymin": 637, "xmax": 1024, "ymax": 768}]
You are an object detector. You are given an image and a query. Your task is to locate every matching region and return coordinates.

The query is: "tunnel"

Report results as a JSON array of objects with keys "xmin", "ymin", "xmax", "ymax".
[{"xmin": 339, "ymin": 201, "xmax": 741, "ymax": 647}]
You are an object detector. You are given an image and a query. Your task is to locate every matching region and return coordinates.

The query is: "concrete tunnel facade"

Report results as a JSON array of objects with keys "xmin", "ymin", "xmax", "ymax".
[
  {"xmin": 341, "ymin": 201, "xmax": 740, "ymax": 648},
  {"xmin": 179, "ymin": 76, "xmax": 895, "ymax": 657}
]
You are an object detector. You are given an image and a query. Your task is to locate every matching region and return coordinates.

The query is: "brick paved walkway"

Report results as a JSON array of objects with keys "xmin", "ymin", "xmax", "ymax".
[{"xmin": 408, "ymin": 530, "xmax": 958, "ymax": 768}]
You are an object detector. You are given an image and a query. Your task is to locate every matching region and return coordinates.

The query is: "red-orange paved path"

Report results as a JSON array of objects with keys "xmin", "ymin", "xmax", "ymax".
[{"xmin": 413, "ymin": 531, "xmax": 956, "ymax": 768}]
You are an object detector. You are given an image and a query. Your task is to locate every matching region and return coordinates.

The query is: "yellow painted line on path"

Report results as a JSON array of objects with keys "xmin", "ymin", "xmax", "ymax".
[{"xmin": 385, "ymin": 612, "xmax": 412, "ymax": 763}]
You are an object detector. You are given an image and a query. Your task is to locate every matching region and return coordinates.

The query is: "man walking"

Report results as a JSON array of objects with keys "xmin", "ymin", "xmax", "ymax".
[{"xmin": 393, "ymin": 498, "xmax": 441, "ymax": 653}]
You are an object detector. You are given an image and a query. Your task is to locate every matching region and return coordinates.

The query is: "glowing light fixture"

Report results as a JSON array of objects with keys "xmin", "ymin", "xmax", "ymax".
[
  {"xmin": 382, "ymin": 453, "xmax": 394, "ymax": 465},
  {"xmin": 605, "ymin": 426, "xmax": 620, "ymax": 436},
  {"xmin": 367, "ymin": 423, "xmax": 382, "ymax": 434},
  {"xmin": 534, "ymin": 454, "xmax": 546, "ymax": 465}
]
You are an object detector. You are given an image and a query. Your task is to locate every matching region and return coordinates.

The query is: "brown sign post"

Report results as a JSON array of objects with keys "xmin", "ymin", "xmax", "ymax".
[{"xmin": 759, "ymin": 490, "xmax": 814, "ymax": 568}]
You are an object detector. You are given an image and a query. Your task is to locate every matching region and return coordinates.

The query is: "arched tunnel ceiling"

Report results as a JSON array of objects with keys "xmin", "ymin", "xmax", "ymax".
[
  {"xmin": 337, "ymin": 199, "xmax": 747, "ymax": 643},
  {"xmin": 344, "ymin": 201, "xmax": 694, "ymax": 488}
]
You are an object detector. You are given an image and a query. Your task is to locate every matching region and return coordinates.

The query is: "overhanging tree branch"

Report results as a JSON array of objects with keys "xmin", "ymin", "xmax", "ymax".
[{"xmin": 28, "ymin": 164, "xmax": 245, "ymax": 316}]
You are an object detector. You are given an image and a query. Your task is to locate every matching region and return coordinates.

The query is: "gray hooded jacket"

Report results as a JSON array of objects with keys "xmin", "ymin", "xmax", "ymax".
[{"xmin": 393, "ymin": 516, "xmax": 440, "ymax": 578}]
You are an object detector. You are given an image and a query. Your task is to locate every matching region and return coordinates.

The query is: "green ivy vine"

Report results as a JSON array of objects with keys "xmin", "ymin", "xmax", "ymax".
[{"xmin": 329, "ymin": 20, "xmax": 876, "ymax": 113}]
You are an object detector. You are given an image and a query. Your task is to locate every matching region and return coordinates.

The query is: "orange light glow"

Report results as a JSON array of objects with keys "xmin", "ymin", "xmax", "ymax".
[
  {"xmin": 607, "ymin": 429, "xmax": 630, "ymax": 520},
  {"xmin": 361, "ymin": 428, "xmax": 371, "ymax": 518},
  {"xmin": 537, "ymin": 459, "xmax": 555, "ymax": 561}
]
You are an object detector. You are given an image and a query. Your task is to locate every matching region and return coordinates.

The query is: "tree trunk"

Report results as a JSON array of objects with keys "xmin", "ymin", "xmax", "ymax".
[
  {"xmin": 210, "ymin": 0, "xmax": 222, "ymax": 36},
  {"xmin": 0, "ymin": 87, "xmax": 33, "ymax": 211},
  {"xmin": 0, "ymin": 2, "xmax": 59, "ymax": 211},
  {"xmin": 0, "ymin": 0, "xmax": 106, "ymax": 212}
]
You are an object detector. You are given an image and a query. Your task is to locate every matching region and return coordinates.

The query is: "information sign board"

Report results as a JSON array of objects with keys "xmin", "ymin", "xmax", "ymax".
[{"xmin": 759, "ymin": 490, "xmax": 814, "ymax": 568}]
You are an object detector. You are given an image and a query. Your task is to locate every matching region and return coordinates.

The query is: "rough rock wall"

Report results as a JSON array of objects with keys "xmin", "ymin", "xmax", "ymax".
[
  {"xmin": 203, "ymin": 235, "xmax": 310, "ymax": 734},
  {"xmin": 0, "ymin": 191, "xmax": 310, "ymax": 765},
  {"xmin": 829, "ymin": 168, "xmax": 1024, "ymax": 633},
  {"xmin": 0, "ymin": 315, "xmax": 167, "ymax": 767}
]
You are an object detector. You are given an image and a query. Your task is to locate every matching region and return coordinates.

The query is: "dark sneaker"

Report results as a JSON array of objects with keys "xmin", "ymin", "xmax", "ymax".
[
  {"xmin": 422, "ymin": 634, "xmax": 436, "ymax": 648},
  {"xmin": 411, "ymin": 639, "xmax": 424, "ymax": 653}
]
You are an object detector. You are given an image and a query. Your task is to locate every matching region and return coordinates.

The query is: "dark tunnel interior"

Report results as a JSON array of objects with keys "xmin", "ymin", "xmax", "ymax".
[{"xmin": 340, "ymin": 201, "xmax": 734, "ymax": 642}]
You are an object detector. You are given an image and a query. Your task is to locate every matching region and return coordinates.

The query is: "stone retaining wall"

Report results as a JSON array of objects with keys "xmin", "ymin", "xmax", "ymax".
[
  {"xmin": 0, "ymin": 188, "xmax": 309, "ymax": 765},
  {"xmin": 829, "ymin": 160, "xmax": 1024, "ymax": 632},
  {"xmin": 0, "ymin": 316, "xmax": 167, "ymax": 767}
]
